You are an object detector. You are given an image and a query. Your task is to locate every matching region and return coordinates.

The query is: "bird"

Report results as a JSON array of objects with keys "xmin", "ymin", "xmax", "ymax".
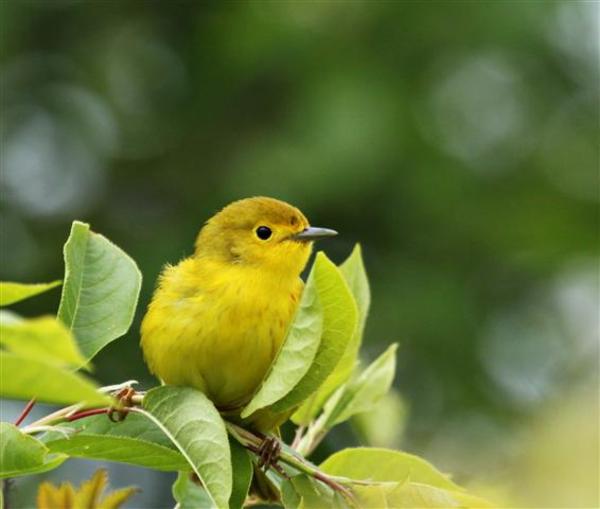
[{"xmin": 140, "ymin": 197, "xmax": 337, "ymax": 429}]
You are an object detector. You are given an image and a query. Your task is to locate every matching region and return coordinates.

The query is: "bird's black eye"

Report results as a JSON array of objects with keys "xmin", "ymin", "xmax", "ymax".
[{"xmin": 256, "ymin": 226, "xmax": 272, "ymax": 240}]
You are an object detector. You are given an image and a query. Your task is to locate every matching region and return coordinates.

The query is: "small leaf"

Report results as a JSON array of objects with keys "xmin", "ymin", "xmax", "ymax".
[
  {"xmin": 293, "ymin": 245, "xmax": 369, "ymax": 424},
  {"xmin": 241, "ymin": 267, "xmax": 323, "ymax": 418},
  {"xmin": 57, "ymin": 221, "xmax": 142, "ymax": 361},
  {"xmin": 229, "ymin": 440, "xmax": 253, "ymax": 509},
  {"xmin": 320, "ymin": 447, "xmax": 462, "ymax": 492},
  {"xmin": 44, "ymin": 413, "xmax": 188, "ymax": 472},
  {"xmin": 140, "ymin": 386, "xmax": 231, "ymax": 508},
  {"xmin": 0, "ymin": 315, "xmax": 86, "ymax": 368},
  {"xmin": 281, "ymin": 474, "xmax": 337, "ymax": 509},
  {"xmin": 340, "ymin": 244, "xmax": 371, "ymax": 328},
  {"xmin": 0, "ymin": 281, "xmax": 61, "ymax": 307},
  {"xmin": 0, "ymin": 423, "xmax": 66, "ymax": 479},
  {"xmin": 172, "ymin": 472, "xmax": 215, "ymax": 509},
  {"xmin": 268, "ymin": 253, "xmax": 358, "ymax": 415},
  {"xmin": 323, "ymin": 343, "xmax": 398, "ymax": 427},
  {"xmin": 0, "ymin": 352, "xmax": 108, "ymax": 407}
]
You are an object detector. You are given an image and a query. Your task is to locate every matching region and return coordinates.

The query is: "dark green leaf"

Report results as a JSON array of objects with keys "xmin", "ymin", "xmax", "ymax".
[{"xmin": 229, "ymin": 440, "xmax": 252, "ymax": 509}]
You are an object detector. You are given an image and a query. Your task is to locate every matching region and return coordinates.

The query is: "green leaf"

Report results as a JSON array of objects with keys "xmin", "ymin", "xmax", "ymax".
[
  {"xmin": 229, "ymin": 440, "xmax": 253, "ymax": 509},
  {"xmin": 0, "ymin": 281, "xmax": 61, "ymax": 307},
  {"xmin": 389, "ymin": 482, "xmax": 493, "ymax": 508},
  {"xmin": 43, "ymin": 413, "xmax": 188, "ymax": 472},
  {"xmin": 0, "ymin": 314, "xmax": 86, "ymax": 368},
  {"xmin": 172, "ymin": 471, "xmax": 215, "ymax": 509},
  {"xmin": 323, "ymin": 343, "xmax": 398, "ymax": 427},
  {"xmin": 57, "ymin": 221, "xmax": 142, "ymax": 361},
  {"xmin": 352, "ymin": 483, "xmax": 401, "ymax": 508},
  {"xmin": 353, "ymin": 389, "xmax": 407, "ymax": 449},
  {"xmin": 140, "ymin": 386, "xmax": 231, "ymax": 509},
  {"xmin": 293, "ymin": 245, "xmax": 369, "ymax": 424},
  {"xmin": 241, "ymin": 266, "xmax": 323, "ymax": 419},
  {"xmin": 320, "ymin": 447, "xmax": 462, "ymax": 492},
  {"xmin": 340, "ymin": 244, "xmax": 370, "ymax": 327},
  {"xmin": 268, "ymin": 253, "xmax": 358, "ymax": 415},
  {"xmin": 0, "ymin": 423, "xmax": 66, "ymax": 479},
  {"xmin": 281, "ymin": 474, "xmax": 338, "ymax": 509},
  {"xmin": 0, "ymin": 352, "xmax": 108, "ymax": 407}
]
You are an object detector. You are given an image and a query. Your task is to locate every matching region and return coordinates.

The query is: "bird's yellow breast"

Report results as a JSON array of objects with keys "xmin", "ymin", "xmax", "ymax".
[{"xmin": 140, "ymin": 256, "xmax": 302, "ymax": 408}]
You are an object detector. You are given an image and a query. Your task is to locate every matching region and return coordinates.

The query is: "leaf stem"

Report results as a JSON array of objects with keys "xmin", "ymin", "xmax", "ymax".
[
  {"xmin": 21, "ymin": 403, "xmax": 83, "ymax": 433},
  {"xmin": 291, "ymin": 425, "xmax": 305, "ymax": 449},
  {"xmin": 14, "ymin": 398, "xmax": 36, "ymax": 426},
  {"xmin": 67, "ymin": 408, "xmax": 109, "ymax": 421},
  {"xmin": 294, "ymin": 412, "xmax": 329, "ymax": 456}
]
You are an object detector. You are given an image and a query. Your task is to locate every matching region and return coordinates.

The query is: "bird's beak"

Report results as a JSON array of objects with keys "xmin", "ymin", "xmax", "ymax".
[{"xmin": 292, "ymin": 226, "xmax": 338, "ymax": 242}]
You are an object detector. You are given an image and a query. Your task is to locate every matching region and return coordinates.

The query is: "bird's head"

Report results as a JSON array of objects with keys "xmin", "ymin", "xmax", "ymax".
[{"xmin": 194, "ymin": 197, "xmax": 337, "ymax": 277}]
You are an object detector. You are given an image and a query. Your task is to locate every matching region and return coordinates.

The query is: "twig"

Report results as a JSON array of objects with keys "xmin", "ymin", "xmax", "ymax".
[
  {"xmin": 14, "ymin": 398, "xmax": 36, "ymax": 426},
  {"xmin": 226, "ymin": 422, "xmax": 355, "ymax": 501},
  {"xmin": 294, "ymin": 412, "xmax": 329, "ymax": 457},
  {"xmin": 67, "ymin": 408, "xmax": 110, "ymax": 422},
  {"xmin": 291, "ymin": 425, "xmax": 305, "ymax": 449},
  {"xmin": 20, "ymin": 382, "xmax": 144, "ymax": 434}
]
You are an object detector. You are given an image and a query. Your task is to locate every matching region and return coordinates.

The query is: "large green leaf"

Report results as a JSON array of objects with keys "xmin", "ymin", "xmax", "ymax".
[
  {"xmin": 268, "ymin": 253, "xmax": 358, "ymax": 415},
  {"xmin": 323, "ymin": 343, "xmax": 398, "ymax": 427},
  {"xmin": 0, "ymin": 281, "xmax": 61, "ymax": 307},
  {"xmin": 0, "ymin": 423, "xmax": 66, "ymax": 479},
  {"xmin": 0, "ymin": 314, "xmax": 86, "ymax": 368},
  {"xmin": 57, "ymin": 221, "xmax": 142, "ymax": 361},
  {"xmin": 140, "ymin": 386, "xmax": 231, "ymax": 509},
  {"xmin": 320, "ymin": 448, "xmax": 462, "ymax": 492},
  {"xmin": 229, "ymin": 440, "xmax": 253, "ymax": 509},
  {"xmin": 293, "ymin": 245, "xmax": 369, "ymax": 424},
  {"xmin": 43, "ymin": 413, "xmax": 188, "ymax": 472},
  {"xmin": 0, "ymin": 352, "xmax": 108, "ymax": 407},
  {"xmin": 240, "ymin": 267, "xmax": 323, "ymax": 419}
]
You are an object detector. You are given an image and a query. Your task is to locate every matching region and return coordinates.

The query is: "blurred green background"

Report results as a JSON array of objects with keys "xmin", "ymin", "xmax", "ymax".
[{"xmin": 1, "ymin": 1, "xmax": 598, "ymax": 508}]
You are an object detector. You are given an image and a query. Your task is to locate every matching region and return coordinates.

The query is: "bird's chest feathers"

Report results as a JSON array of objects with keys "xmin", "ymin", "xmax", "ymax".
[{"xmin": 179, "ymin": 266, "xmax": 300, "ymax": 352}]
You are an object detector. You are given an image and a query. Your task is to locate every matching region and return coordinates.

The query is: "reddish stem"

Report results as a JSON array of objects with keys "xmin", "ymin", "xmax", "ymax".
[
  {"xmin": 67, "ymin": 408, "xmax": 109, "ymax": 422},
  {"xmin": 15, "ymin": 398, "xmax": 36, "ymax": 426}
]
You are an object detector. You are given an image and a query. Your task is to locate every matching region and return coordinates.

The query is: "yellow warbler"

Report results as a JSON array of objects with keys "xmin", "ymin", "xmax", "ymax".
[{"xmin": 140, "ymin": 197, "xmax": 336, "ymax": 428}]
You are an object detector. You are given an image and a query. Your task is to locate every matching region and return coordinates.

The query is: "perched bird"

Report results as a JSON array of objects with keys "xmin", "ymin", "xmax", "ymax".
[{"xmin": 140, "ymin": 197, "xmax": 337, "ymax": 426}]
